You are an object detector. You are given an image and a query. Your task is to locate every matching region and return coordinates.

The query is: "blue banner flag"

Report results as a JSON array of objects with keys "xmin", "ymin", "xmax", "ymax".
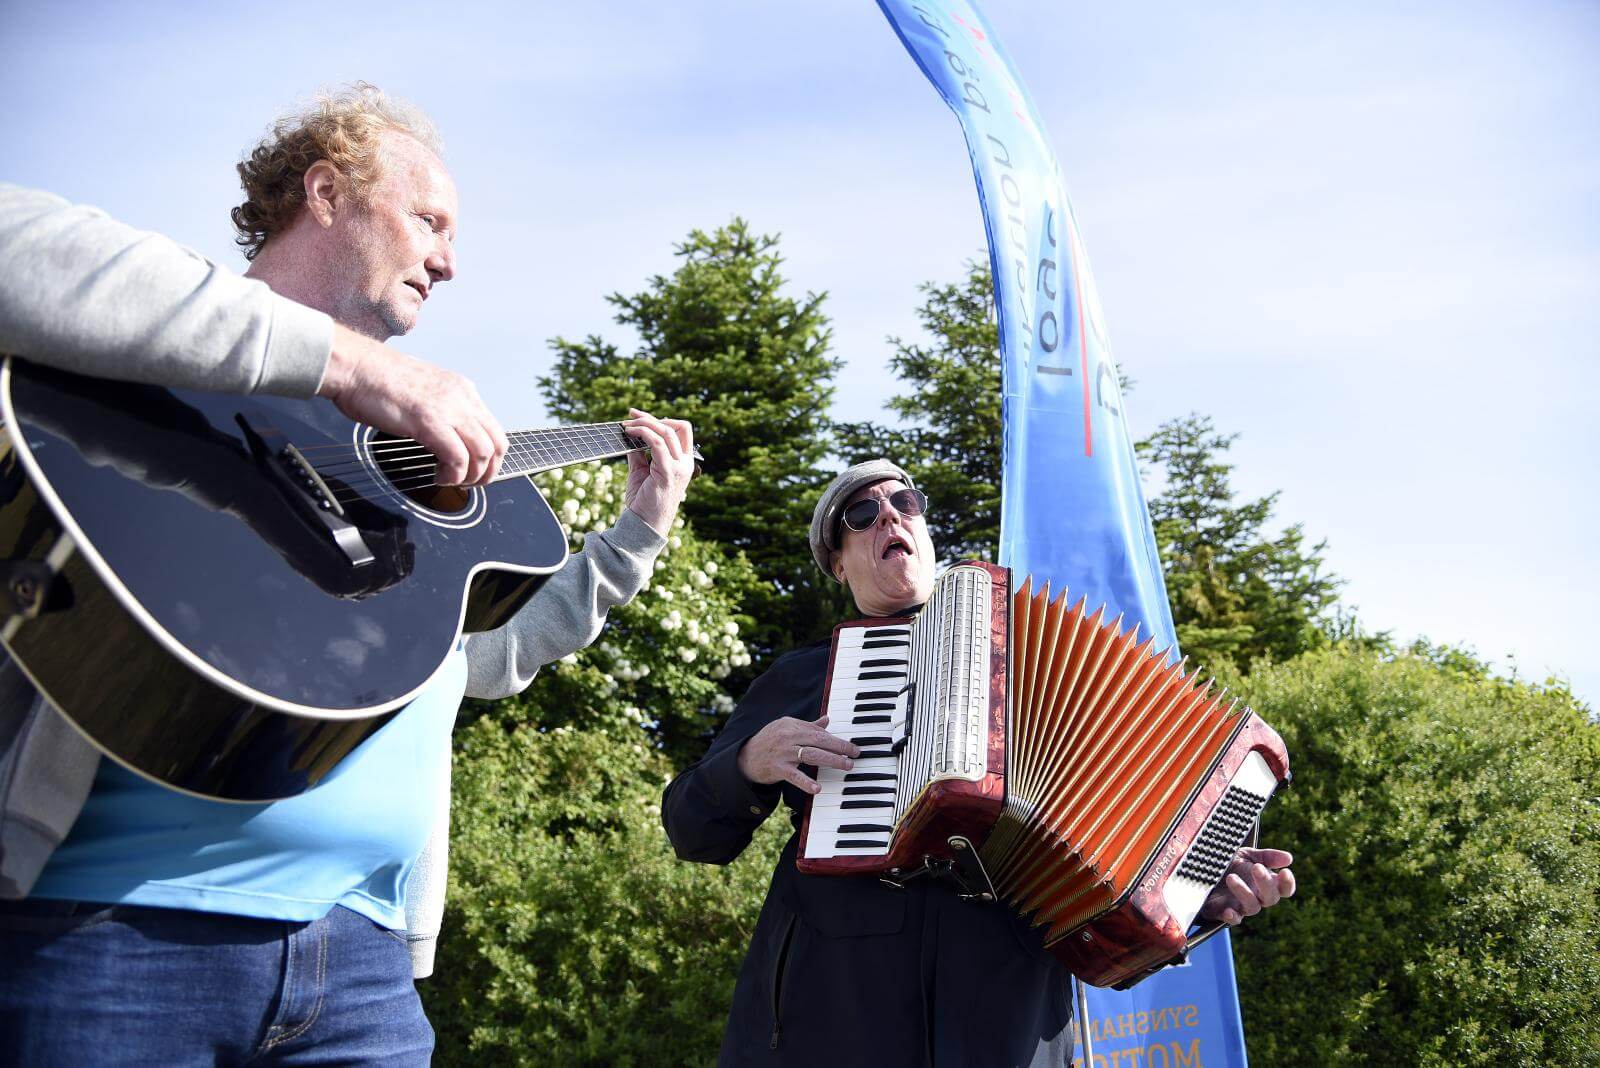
[{"xmin": 875, "ymin": 2, "xmax": 1252, "ymax": 1065}]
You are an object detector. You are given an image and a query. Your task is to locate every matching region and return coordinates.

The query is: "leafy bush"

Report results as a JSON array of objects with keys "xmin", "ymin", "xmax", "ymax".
[
  {"xmin": 1233, "ymin": 646, "xmax": 1600, "ymax": 1065},
  {"xmin": 425, "ymin": 457, "xmax": 780, "ymax": 1064},
  {"xmin": 424, "ymin": 719, "xmax": 785, "ymax": 1066}
]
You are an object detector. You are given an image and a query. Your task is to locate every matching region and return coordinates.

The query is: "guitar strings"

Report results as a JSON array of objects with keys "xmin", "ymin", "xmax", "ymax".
[
  {"xmin": 304, "ymin": 427, "xmax": 637, "ymax": 474},
  {"xmin": 298, "ymin": 420, "xmax": 692, "ymax": 506},
  {"xmin": 317, "ymin": 443, "xmax": 637, "ymax": 494},
  {"xmin": 322, "ymin": 444, "xmax": 646, "ymax": 505},
  {"xmin": 293, "ymin": 420, "xmax": 638, "ymax": 458},
  {"xmin": 324, "ymin": 458, "xmax": 622, "ymax": 505},
  {"xmin": 296, "ymin": 421, "xmax": 643, "ymax": 504}
]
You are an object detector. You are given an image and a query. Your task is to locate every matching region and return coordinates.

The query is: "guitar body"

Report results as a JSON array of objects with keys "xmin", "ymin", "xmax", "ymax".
[{"xmin": 0, "ymin": 357, "xmax": 568, "ymax": 801}]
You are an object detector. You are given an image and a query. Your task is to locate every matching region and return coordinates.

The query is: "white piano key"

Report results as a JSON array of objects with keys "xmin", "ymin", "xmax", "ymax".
[
  {"xmin": 845, "ymin": 649, "xmax": 910, "ymax": 661},
  {"xmin": 818, "ymin": 756, "xmax": 900, "ymax": 774}
]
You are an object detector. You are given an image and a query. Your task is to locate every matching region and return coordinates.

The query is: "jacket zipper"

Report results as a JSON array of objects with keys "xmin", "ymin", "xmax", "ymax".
[{"xmin": 769, "ymin": 913, "xmax": 799, "ymax": 1050}]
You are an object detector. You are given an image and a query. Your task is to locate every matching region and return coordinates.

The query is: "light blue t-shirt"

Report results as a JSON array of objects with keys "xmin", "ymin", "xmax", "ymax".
[{"xmin": 31, "ymin": 650, "xmax": 467, "ymax": 930}]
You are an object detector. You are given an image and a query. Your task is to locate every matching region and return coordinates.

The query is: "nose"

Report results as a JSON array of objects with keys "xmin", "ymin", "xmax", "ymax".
[{"xmin": 425, "ymin": 235, "xmax": 455, "ymax": 284}]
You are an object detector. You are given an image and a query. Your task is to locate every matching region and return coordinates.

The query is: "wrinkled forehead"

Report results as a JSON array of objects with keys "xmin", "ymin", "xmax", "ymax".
[
  {"xmin": 373, "ymin": 132, "xmax": 458, "ymax": 206},
  {"xmin": 844, "ymin": 478, "xmax": 908, "ymax": 508}
]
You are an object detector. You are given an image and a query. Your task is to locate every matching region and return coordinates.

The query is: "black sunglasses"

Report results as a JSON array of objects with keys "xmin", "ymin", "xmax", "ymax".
[{"xmin": 840, "ymin": 488, "xmax": 930, "ymax": 534}]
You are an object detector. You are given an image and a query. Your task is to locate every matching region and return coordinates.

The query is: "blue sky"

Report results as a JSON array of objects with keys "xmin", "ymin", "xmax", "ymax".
[{"xmin": 4, "ymin": 1, "xmax": 1596, "ymax": 708}]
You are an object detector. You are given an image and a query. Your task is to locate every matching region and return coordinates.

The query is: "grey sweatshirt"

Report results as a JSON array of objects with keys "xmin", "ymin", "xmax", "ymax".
[{"xmin": 0, "ymin": 183, "xmax": 663, "ymax": 975}]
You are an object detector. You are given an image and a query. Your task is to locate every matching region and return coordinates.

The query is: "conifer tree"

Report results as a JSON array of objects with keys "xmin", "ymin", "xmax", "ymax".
[
  {"xmin": 541, "ymin": 220, "xmax": 845, "ymax": 668},
  {"xmin": 837, "ymin": 260, "xmax": 1001, "ymax": 563},
  {"xmin": 1136, "ymin": 415, "xmax": 1341, "ymax": 667}
]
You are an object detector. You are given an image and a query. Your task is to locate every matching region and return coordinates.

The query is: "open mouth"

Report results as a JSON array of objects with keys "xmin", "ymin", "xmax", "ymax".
[{"xmin": 881, "ymin": 534, "xmax": 912, "ymax": 560}]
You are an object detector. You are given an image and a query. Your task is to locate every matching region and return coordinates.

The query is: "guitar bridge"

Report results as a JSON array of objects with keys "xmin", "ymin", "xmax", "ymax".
[
  {"xmin": 236, "ymin": 416, "xmax": 375, "ymax": 568},
  {"xmin": 279, "ymin": 443, "xmax": 347, "ymax": 518}
]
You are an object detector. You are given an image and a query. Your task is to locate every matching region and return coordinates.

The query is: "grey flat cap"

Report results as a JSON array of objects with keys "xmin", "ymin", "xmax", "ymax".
[{"xmin": 809, "ymin": 459, "xmax": 917, "ymax": 580}]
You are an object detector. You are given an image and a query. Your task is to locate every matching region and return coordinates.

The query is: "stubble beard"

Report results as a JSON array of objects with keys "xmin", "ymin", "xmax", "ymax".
[
  {"xmin": 327, "ymin": 284, "xmax": 411, "ymax": 343},
  {"xmin": 373, "ymin": 295, "xmax": 413, "ymax": 341}
]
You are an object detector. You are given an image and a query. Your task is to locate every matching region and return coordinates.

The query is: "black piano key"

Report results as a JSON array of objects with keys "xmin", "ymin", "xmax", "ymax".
[
  {"xmin": 840, "ymin": 799, "xmax": 894, "ymax": 809},
  {"xmin": 852, "ymin": 715, "xmax": 891, "ymax": 725},
  {"xmin": 847, "ymin": 736, "xmax": 893, "ymax": 747},
  {"xmin": 857, "ymin": 750, "xmax": 893, "ymax": 759},
  {"xmin": 844, "ymin": 773, "xmax": 896, "ymax": 782},
  {"xmin": 838, "ymin": 824, "xmax": 894, "ymax": 833},
  {"xmin": 863, "ymin": 628, "xmax": 909, "ymax": 638},
  {"xmin": 836, "ymin": 839, "xmax": 890, "ymax": 849},
  {"xmin": 858, "ymin": 659, "xmax": 907, "ymax": 668},
  {"xmin": 853, "ymin": 703, "xmax": 895, "ymax": 713},
  {"xmin": 853, "ymin": 691, "xmax": 898, "ymax": 700},
  {"xmin": 858, "ymin": 671, "xmax": 903, "ymax": 681},
  {"xmin": 862, "ymin": 640, "xmax": 910, "ymax": 649},
  {"xmin": 842, "ymin": 786, "xmax": 896, "ymax": 796}
]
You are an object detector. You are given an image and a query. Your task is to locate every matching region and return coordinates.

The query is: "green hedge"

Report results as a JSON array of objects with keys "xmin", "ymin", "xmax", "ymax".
[
  {"xmin": 423, "ymin": 718, "xmax": 784, "ymax": 1066},
  {"xmin": 427, "ymin": 646, "xmax": 1599, "ymax": 1066},
  {"xmin": 1233, "ymin": 648, "xmax": 1600, "ymax": 1065}
]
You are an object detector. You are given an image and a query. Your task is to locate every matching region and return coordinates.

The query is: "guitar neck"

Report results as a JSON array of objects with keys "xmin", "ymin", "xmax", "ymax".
[{"xmin": 494, "ymin": 422, "xmax": 643, "ymax": 480}]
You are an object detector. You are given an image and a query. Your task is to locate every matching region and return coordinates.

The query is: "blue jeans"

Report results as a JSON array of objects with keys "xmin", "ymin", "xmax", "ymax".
[{"xmin": 0, "ymin": 900, "xmax": 433, "ymax": 1066}]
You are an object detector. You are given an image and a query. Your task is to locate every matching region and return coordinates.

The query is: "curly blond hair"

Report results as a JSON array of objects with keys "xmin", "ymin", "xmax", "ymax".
[{"xmin": 231, "ymin": 82, "xmax": 443, "ymax": 260}]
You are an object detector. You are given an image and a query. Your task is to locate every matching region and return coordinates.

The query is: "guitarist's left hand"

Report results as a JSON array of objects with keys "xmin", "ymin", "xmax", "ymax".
[{"xmin": 620, "ymin": 409, "xmax": 696, "ymax": 537}]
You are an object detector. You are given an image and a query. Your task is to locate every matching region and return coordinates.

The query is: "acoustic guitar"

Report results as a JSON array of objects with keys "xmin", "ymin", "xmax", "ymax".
[{"xmin": 0, "ymin": 355, "xmax": 677, "ymax": 802}]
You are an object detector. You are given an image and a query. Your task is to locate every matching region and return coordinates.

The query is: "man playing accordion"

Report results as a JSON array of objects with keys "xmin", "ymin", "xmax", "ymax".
[{"xmin": 662, "ymin": 458, "xmax": 1295, "ymax": 1066}]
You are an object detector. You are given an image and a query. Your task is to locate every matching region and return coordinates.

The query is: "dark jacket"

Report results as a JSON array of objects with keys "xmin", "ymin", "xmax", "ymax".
[{"xmin": 662, "ymin": 640, "xmax": 1075, "ymax": 1067}]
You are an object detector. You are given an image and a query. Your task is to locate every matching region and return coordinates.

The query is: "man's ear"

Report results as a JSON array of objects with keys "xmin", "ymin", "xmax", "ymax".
[
  {"xmin": 830, "ymin": 551, "xmax": 847, "ymax": 586},
  {"xmin": 303, "ymin": 160, "xmax": 341, "ymax": 228}
]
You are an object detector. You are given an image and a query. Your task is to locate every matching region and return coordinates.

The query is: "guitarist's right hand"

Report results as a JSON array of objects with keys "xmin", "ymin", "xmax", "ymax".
[{"xmin": 317, "ymin": 324, "xmax": 510, "ymax": 486}]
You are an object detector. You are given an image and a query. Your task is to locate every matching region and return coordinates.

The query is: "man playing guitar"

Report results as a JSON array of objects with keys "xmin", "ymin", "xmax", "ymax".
[{"xmin": 0, "ymin": 82, "xmax": 693, "ymax": 1065}]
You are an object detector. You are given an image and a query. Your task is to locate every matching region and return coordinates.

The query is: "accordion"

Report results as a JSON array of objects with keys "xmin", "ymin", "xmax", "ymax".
[{"xmin": 797, "ymin": 562, "xmax": 1291, "ymax": 988}]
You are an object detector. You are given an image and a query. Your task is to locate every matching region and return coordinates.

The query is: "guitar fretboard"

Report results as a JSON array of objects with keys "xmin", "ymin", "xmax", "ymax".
[{"xmin": 498, "ymin": 422, "xmax": 641, "ymax": 479}]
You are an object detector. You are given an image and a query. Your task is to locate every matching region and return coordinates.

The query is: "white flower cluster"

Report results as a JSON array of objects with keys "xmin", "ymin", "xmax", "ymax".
[
  {"xmin": 548, "ymin": 461, "xmax": 621, "ymax": 546},
  {"xmin": 537, "ymin": 460, "xmax": 750, "ymax": 693},
  {"xmin": 597, "ymin": 641, "xmax": 651, "ymax": 683}
]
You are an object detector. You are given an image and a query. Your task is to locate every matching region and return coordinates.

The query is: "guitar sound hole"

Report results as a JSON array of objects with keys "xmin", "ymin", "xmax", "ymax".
[{"xmin": 370, "ymin": 433, "xmax": 472, "ymax": 514}]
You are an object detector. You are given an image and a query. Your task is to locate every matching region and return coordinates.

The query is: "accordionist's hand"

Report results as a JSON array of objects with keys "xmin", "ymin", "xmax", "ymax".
[
  {"xmin": 736, "ymin": 716, "xmax": 862, "ymax": 795},
  {"xmin": 1197, "ymin": 847, "xmax": 1296, "ymax": 926}
]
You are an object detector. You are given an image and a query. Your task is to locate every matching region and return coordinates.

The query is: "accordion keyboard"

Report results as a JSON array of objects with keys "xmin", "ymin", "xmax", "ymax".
[{"xmin": 805, "ymin": 623, "xmax": 913, "ymax": 858}]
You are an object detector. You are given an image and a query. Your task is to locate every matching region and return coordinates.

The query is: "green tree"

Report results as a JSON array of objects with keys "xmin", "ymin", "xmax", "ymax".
[
  {"xmin": 1232, "ymin": 645, "xmax": 1600, "ymax": 1065},
  {"xmin": 838, "ymin": 260, "xmax": 1001, "ymax": 563},
  {"xmin": 540, "ymin": 220, "xmax": 845, "ymax": 668},
  {"xmin": 1136, "ymin": 415, "xmax": 1341, "ymax": 668}
]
